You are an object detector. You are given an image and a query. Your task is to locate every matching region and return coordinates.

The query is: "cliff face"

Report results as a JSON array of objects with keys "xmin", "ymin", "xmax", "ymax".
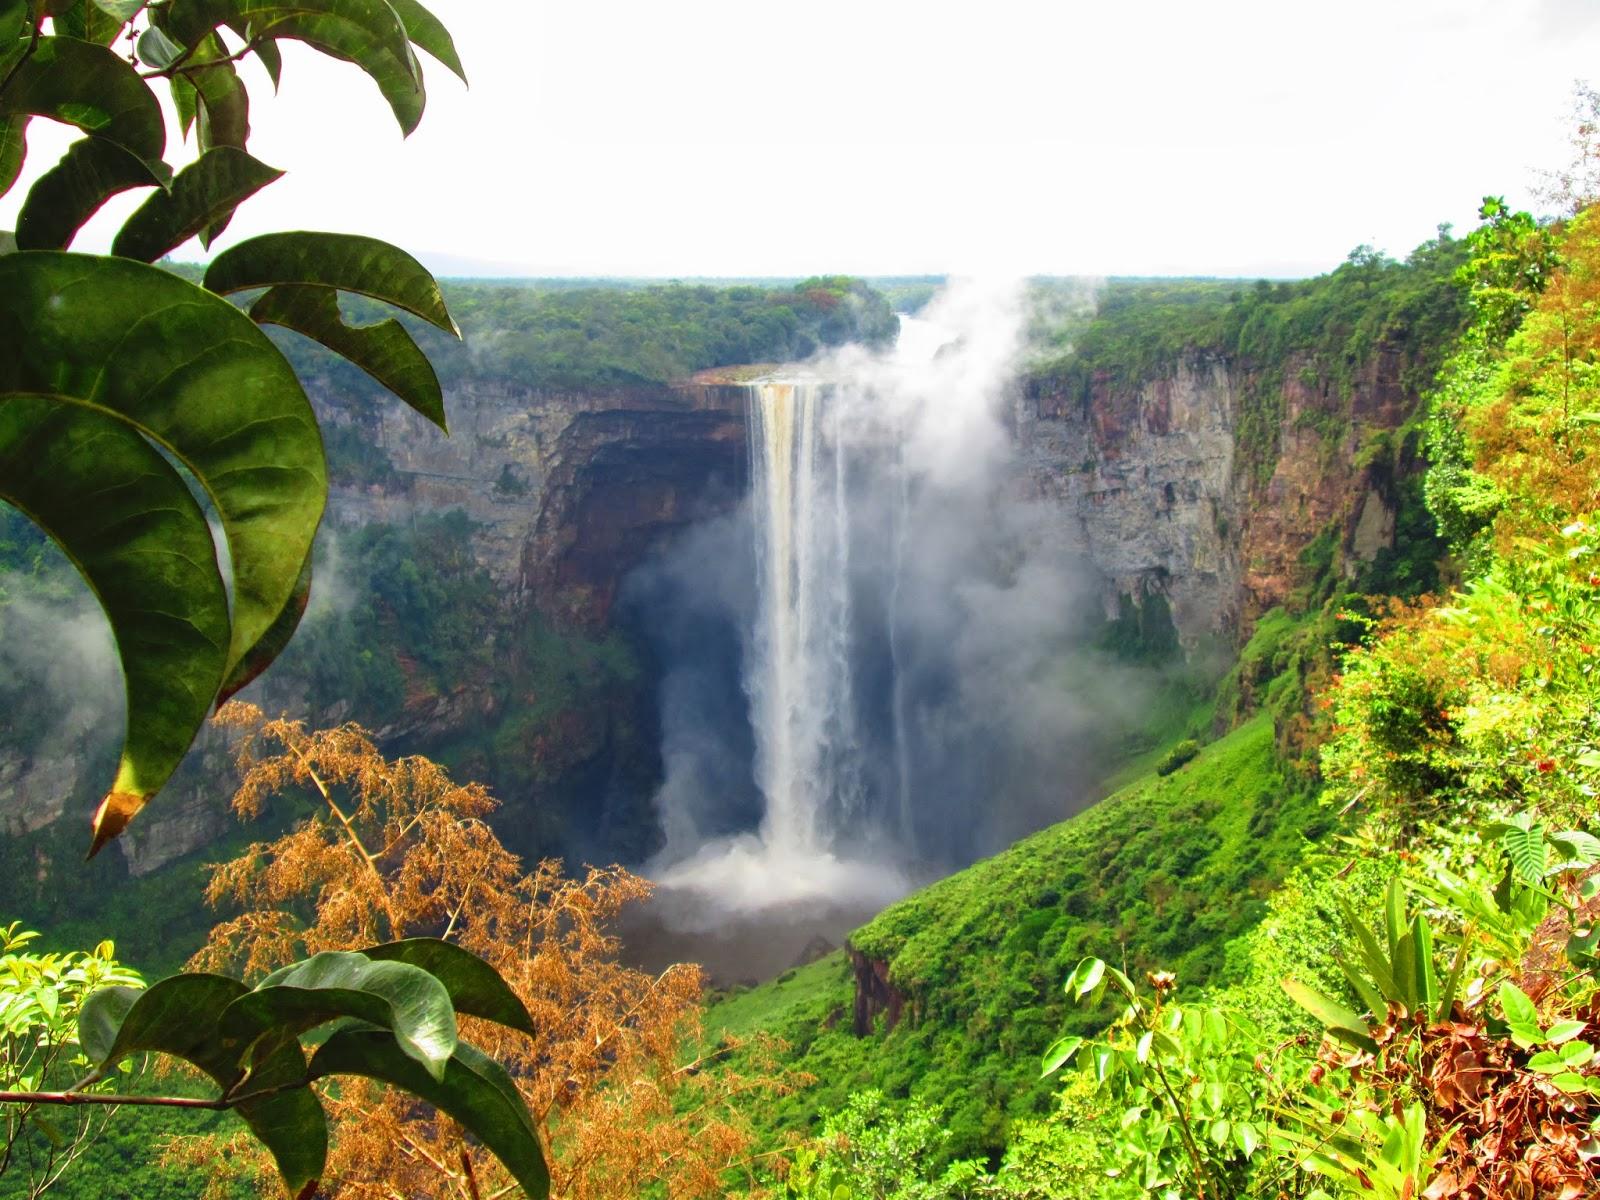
[
  {"xmin": 2, "ymin": 338, "xmax": 1425, "ymax": 880},
  {"xmin": 1015, "ymin": 341, "xmax": 1424, "ymax": 645},
  {"xmin": 318, "ymin": 376, "xmax": 748, "ymax": 623}
]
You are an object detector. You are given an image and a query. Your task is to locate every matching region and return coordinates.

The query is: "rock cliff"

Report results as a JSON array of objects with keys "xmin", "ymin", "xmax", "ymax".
[
  {"xmin": 2, "ymin": 332, "xmax": 1429, "ymax": 881},
  {"xmin": 1015, "ymin": 339, "xmax": 1427, "ymax": 646}
]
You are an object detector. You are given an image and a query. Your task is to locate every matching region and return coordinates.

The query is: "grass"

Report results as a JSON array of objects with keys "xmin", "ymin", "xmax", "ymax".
[{"xmin": 702, "ymin": 713, "xmax": 1324, "ymax": 1165}]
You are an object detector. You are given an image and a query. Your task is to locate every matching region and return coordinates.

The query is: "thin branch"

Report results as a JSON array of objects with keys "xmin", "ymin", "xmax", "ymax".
[
  {"xmin": 0, "ymin": 1075, "xmax": 310, "ymax": 1112},
  {"xmin": 0, "ymin": 18, "xmax": 42, "ymax": 103},
  {"xmin": 287, "ymin": 742, "xmax": 402, "ymax": 939}
]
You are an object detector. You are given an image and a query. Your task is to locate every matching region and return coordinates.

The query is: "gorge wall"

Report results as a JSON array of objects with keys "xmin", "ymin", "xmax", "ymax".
[
  {"xmin": 1015, "ymin": 341, "xmax": 1421, "ymax": 647},
  {"xmin": 1, "ymin": 333, "xmax": 1427, "ymax": 886}
]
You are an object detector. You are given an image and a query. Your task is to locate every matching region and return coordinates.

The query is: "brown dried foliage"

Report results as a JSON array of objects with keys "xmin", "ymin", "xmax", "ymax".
[
  {"xmin": 1316, "ymin": 999, "xmax": 1600, "ymax": 1200},
  {"xmin": 171, "ymin": 702, "xmax": 788, "ymax": 1200}
]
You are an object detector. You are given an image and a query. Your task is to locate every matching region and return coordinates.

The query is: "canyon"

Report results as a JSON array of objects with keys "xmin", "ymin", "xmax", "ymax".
[{"xmin": 0, "ymin": 310, "xmax": 1430, "ymax": 900}]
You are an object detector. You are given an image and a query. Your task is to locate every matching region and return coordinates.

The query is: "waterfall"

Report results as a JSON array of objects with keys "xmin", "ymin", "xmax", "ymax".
[{"xmin": 745, "ymin": 380, "xmax": 864, "ymax": 857}]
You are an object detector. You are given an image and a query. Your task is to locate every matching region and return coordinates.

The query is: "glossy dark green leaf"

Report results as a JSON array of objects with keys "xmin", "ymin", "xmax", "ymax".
[
  {"xmin": 0, "ymin": 36, "xmax": 165, "ymax": 164},
  {"xmin": 16, "ymin": 135, "xmax": 165, "ymax": 250},
  {"xmin": 113, "ymin": 146, "xmax": 282, "ymax": 261},
  {"xmin": 217, "ymin": 543, "xmax": 311, "ymax": 704},
  {"xmin": 0, "ymin": 115, "xmax": 30, "ymax": 198},
  {"xmin": 250, "ymin": 284, "xmax": 445, "ymax": 428},
  {"xmin": 94, "ymin": 973, "xmax": 250, "ymax": 1078},
  {"xmin": 0, "ymin": 0, "xmax": 26, "ymax": 39},
  {"xmin": 0, "ymin": 252, "xmax": 325, "ymax": 850},
  {"xmin": 93, "ymin": 0, "xmax": 146, "ymax": 20},
  {"xmin": 136, "ymin": 22, "xmax": 186, "ymax": 69},
  {"xmin": 188, "ymin": 39, "xmax": 250, "ymax": 153},
  {"xmin": 206, "ymin": 230, "xmax": 458, "ymax": 333},
  {"xmin": 160, "ymin": 0, "xmax": 419, "ymax": 131},
  {"xmin": 87, "ymin": 973, "xmax": 327, "ymax": 1197},
  {"xmin": 310, "ymin": 1029, "xmax": 548, "ymax": 1199},
  {"xmin": 164, "ymin": 0, "xmax": 415, "ymax": 70},
  {"xmin": 264, "ymin": 9, "xmax": 423, "ymax": 134},
  {"xmin": 363, "ymin": 939, "xmax": 535, "ymax": 1034},
  {"xmin": 224, "ymin": 951, "xmax": 457, "ymax": 1080},
  {"xmin": 0, "ymin": 398, "xmax": 230, "ymax": 851},
  {"xmin": 387, "ymin": 0, "xmax": 464, "ymax": 83},
  {"xmin": 77, "ymin": 984, "xmax": 143, "ymax": 1065},
  {"xmin": 50, "ymin": 0, "xmax": 125, "ymax": 44},
  {"xmin": 170, "ymin": 75, "xmax": 199, "ymax": 137},
  {"xmin": 253, "ymin": 33, "xmax": 282, "ymax": 87},
  {"xmin": 231, "ymin": 1032, "xmax": 328, "ymax": 1200}
]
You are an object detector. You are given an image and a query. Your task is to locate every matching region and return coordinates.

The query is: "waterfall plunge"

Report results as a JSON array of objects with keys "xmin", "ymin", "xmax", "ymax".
[
  {"xmin": 746, "ymin": 381, "xmax": 868, "ymax": 858},
  {"xmin": 645, "ymin": 293, "xmax": 1033, "ymax": 932}
]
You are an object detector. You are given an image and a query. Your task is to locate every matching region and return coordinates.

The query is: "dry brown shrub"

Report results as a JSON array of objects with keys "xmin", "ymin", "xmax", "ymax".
[{"xmin": 168, "ymin": 702, "xmax": 788, "ymax": 1200}]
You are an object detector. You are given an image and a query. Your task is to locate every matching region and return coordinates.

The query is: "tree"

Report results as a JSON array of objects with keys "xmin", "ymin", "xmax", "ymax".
[
  {"xmin": 0, "ymin": 924, "xmax": 145, "ymax": 1199},
  {"xmin": 170, "ymin": 703, "xmax": 782, "ymax": 1200},
  {"xmin": 1, "ymin": 6, "xmax": 557, "ymax": 1196},
  {"xmin": 0, "ymin": 0, "xmax": 466, "ymax": 855}
]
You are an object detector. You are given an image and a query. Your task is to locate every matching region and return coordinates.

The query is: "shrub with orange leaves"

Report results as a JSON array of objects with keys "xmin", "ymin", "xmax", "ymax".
[{"xmin": 168, "ymin": 702, "xmax": 787, "ymax": 1200}]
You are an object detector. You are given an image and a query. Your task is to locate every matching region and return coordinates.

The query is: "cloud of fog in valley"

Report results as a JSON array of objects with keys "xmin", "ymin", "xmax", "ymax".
[{"xmin": 624, "ymin": 278, "xmax": 1170, "ymax": 937}]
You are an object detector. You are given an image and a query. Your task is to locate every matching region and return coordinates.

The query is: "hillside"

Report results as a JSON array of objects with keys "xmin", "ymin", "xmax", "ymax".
[{"xmin": 703, "ymin": 714, "xmax": 1318, "ymax": 1161}]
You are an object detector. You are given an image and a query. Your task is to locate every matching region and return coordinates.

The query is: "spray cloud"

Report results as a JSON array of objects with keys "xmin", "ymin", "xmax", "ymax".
[{"xmin": 626, "ymin": 277, "xmax": 1153, "ymax": 940}]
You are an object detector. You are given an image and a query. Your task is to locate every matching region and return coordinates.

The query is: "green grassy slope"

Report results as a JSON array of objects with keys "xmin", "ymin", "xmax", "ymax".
[{"xmin": 703, "ymin": 714, "xmax": 1324, "ymax": 1163}]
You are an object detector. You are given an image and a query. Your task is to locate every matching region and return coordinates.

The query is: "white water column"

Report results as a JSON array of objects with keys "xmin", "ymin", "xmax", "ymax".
[{"xmin": 745, "ymin": 381, "xmax": 865, "ymax": 856}]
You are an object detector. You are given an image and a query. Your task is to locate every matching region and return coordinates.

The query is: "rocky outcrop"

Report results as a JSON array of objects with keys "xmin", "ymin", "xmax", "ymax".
[
  {"xmin": 850, "ymin": 945, "xmax": 906, "ymax": 1035},
  {"xmin": 1016, "ymin": 355, "xmax": 1244, "ymax": 644},
  {"xmin": 315, "ymin": 376, "xmax": 747, "ymax": 630},
  {"xmin": 1015, "ymin": 343, "xmax": 1421, "ymax": 646},
  {"xmin": 526, "ymin": 382, "xmax": 748, "ymax": 628}
]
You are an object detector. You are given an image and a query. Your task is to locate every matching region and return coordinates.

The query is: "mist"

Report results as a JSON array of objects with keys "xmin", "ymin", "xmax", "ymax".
[{"xmin": 620, "ymin": 277, "xmax": 1171, "ymax": 953}]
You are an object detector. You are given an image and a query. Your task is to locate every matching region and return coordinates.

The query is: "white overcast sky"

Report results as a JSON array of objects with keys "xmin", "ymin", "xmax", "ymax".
[{"xmin": 7, "ymin": 0, "xmax": 1600, "ymax": 278}]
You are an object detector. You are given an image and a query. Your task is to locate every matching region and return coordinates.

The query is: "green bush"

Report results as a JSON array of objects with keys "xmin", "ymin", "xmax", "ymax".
[{"xmin": 1154, "ymin": 738, "xmax": 1200, "ymax": 776}]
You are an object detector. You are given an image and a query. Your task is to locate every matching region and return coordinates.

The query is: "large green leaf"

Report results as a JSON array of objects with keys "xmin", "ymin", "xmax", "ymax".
[
  {"xmin": 170, "ymin": 75, "xmax": 199, "ymax": 137},
  {"xmin": 77, "ymin": 984, "xmax": 143, "ymax": 1064},
  {"xmin": 93, "ymin": 973, "xmax": 250, "ymax": 1078},
  {"xmin": 205, "ymin": 231, "xmax": 456, "ymax": 333},
  {"xmin": 1281, "ymin": 979, "xmax": 1378, "ymax": 1054},
  {"xmin": 49, "ymin": 0, "xmax": 126, "ymax": 44},
  {"xmin": 223, "ymin": 951, "xmax": 458, "ymax": 1081},
  {"xmin": 258, "ymin": 9, "xmax": 424, "ymax": 133},
  {"xmin": 250, "ymin": 284, "xmax": 445, "ymax": 428},
  {"xmin": 185, "ymin": 41, "xmax": 250, "ymax": 221},
  {"xmin": 0, "ymin": 398, "xmax": 231, "ymax": 850},
  {"xmin": 113, "ymin": 146, "xmax": 283, "ymax": 261},
  {"xmin": 1498, "ymin": 981, "xmax": 1543, "ymax": 1049},
  {"xmin": 310, "ymin": 1029, "xmax": 549, "ymax": 1199},
  {"xmin": 85, "ymin": 974, "xmax": 328, "ymax": 1197},
  {"xmin": 160, "ymin": 0, "xmax": 421, "ymax": 132},
  {"xmin": 0, "ymin": 36, "xmax": 165, "ymax": 164},
  {"xmin": 363, "ymin": 939, "xmax": 536, "ymax": 1034},
  {"xmin": 217, "ymin": 542, "xmax": 311, "ymax": 705},
  {"xmin": 0, "ymin": 252, "xmax": 326, "ymax": 850},
  {"xmin": 230, "ymin": 1033, "xmax": 328, "ymax": 1200},
  {"xmin": 252, "ymin": 35, "xmax": 283, "ymax": 87},
  {"xmin": 164, "ymin": 0, "xmax": 415, "ymax": 74},
  {"xmin": 1409, "ymin": 913, "xmax": 1437, "ymax": 1015},
  {"xmin": 92, "ymin": 0, "xmax": 148, "ymax": 22},
  {"xmin": 0, "ymin": 115, "xmax": 27, "ymax": 197},
  {"xmin": 386, "ymin": 0, "xmax": 464, "ymax": 83},
  {"xmin": 1503, "ymin": 821, "xmax": 1548, "ymax": 886},
  {"xmin": 15, "ymin": 135, "xmax": 166, "ymax": 250}
]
